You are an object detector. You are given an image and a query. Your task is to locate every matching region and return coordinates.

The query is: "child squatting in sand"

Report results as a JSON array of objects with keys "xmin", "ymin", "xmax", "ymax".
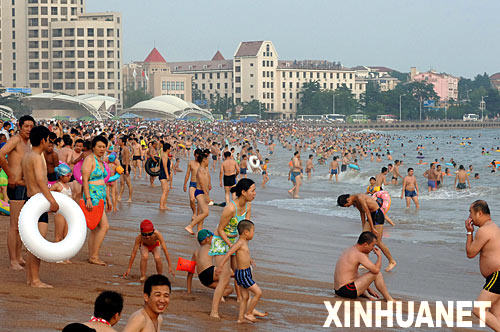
[
  {"xmin": 216, "ymin": 219, "xmax": 266, "ymax": 323},
  {"xmin": 123, "ymin": 219, "xmax": 174, "ymax": 282}
]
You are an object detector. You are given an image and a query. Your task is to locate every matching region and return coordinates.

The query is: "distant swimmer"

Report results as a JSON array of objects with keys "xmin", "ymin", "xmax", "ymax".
[
  {"xmin": 337, "ymin": 193, "xmax": 397, "ymax": 272},
  {"xmin": 465, "ymin": 200, "xmax": 500, "ymax": 331},
  {"xmin": 401, "ymin": 168, "xmax": 419, "ymax": 209},
  {"xmin": 305, "ymin": 154, "xmax": 314, "ymax": 180},
  {"xmin": 455, "ymin": 165, "xmax": 471, "ymax": 190},
  {"xmin": 334, "ymin": 231, "xmax": 394, "ymax": 301}
]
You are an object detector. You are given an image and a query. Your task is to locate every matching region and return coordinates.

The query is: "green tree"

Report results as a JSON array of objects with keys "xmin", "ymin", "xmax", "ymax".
[
  {"xmin": 240, "ymin": 100, "xmax": 265, "ymax": 116},
  {"xmin": 333, "ymin": 85, "xmax": 358, "ymax": 116},
  {"xmin": 123, "ymin": 89, "xmax": 152, "ymax": 109},
  {"xmin": 390, "ymin": 71, "xmax": 409, "ymax": 83}
]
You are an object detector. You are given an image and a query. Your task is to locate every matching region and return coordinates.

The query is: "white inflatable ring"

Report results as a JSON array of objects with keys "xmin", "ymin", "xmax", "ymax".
[
  {"xmin": 19, "ymin": 192, "xmax": 87, "ymax": 262},
  {"xmin": 248, "ymin": 155, "xmax": 260, "ymax": 169}
]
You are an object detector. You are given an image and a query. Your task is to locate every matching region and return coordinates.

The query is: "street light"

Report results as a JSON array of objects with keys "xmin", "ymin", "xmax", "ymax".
[
  {"xmin": 480, "ymin": 96, "xmax": 487, "ymax": 122},
  {"xmin": 399, "ymin": 94, "xmax": 405, "ymax": 122}
]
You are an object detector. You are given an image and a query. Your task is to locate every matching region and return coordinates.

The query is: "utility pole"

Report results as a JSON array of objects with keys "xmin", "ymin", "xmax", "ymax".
[
  {"xmin": 399, "ymin": 94, "xmax": 405, "ymax": 122},
  {"xmin": 480, "ymin": 96, "xmax": 486, "ymax": 122}
]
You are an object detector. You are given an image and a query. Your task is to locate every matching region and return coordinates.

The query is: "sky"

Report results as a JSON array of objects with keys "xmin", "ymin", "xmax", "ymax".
[{"xmin": 86, "ymin": 0, "xmax": 500, "ymax": 78}]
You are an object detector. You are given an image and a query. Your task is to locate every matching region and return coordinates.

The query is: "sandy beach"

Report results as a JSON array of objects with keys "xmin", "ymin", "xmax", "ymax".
[{"xmin": 0, "ymin": 168, "xmax": 491, "ymax": 331}]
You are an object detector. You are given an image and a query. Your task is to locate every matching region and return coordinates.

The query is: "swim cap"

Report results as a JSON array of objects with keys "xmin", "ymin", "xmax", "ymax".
[
  {"xmin": 108, "ymin": 152, "xmax": 116, "ymax": 162},
  {"xmin": 197, "ymin": 229, "xmax": 213, "ymax": 243},
  {"xmin": 55, "ymin": 163, "xmax": 72, "ymax": 178},
  {"xmin": 140, "ymin": 219, "xmax": 154, "ymax": 233}
]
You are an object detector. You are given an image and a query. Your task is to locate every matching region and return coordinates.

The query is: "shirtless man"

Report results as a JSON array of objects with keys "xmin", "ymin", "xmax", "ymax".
[
  {"xmin": 401, "ymin": 168, "xmax": 419, "ymax": 209},
  {"xmin": 0, "ymin": 115, "xmax": 35, "ymax": 270},
  {"xmin": 69, "ymin": 139, "xmax": 84, "ymax": 169},
  {"xmin": 184, "ymin": 152, "xmax": 211, "ymax": 235},
  {"xmin": 58, "ymin": 135, "xmax": 73, "ymax": 165},
  {"xmin": 455, "ymin": 165, "xmax": 471, "ymax": 190},
  {"xmin": 123, "ymin": 274, "xmax": 171, "ymax": 332},
  {"xmin": 334, "ymin": 231, "xmax": 394, "ymax": 300},
  {"xmin": 44, "ymin": 132, "xmax": 59, "ymax": 186},
  {"xmin": 305, "ymin": 154, "xmax": 314, "ymax": 180},
  {"xmin": 183, "ymin": 149, "xmax": 201, "ymax": 218},
  {"xmin": 466, "ymin": 200, "xmax": 500, "ymax": 331},
  {"xmin": 22, "ymin": 126, "xmax": 59, "ymax": 288},
  {"xmin": 329, "ymin": 156, "xmax": 339, "ymax": 182},
  {"xmin": 423, "ymin": 163, "xmax": 440, "ymax": 192},
  {"xmin": 210, "ymin": 142, "xmax": 219, "ymax": 172},
  {"xmin": 337, "ymin": 193, "xmax": 397, "ymax": 272},
  {"xmin": 132, "ymin": 138, "xmax": 142, "ymax": 180},
  {"xmin": 290, "ymin": 151, "xmax": 303, "ymax": 199},
  {"xmin": 119, "ymin": 136, "xmax": 133, "ymax": 202},
  {"xmin": 220, "ymin": 151, "xmax": 239, "ymax": 204},
  {"xmin": 391, "ymin": 160, "xmax": 402, "ymax": 185},
  {"xmin": 375, "ymin": 167, "xmax": 388, "ymax": 189}
]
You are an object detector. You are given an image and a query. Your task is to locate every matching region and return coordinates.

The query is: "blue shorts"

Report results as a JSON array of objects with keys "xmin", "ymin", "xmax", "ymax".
[
  {"xmin": 194, "ymin": 189, "xmax": 204, "ymax": 198},
  {"xmin": 234, "ymin": 267, "xmax": 255, "ymax": 289},
  {"xmin": 405, "ymin": 190, "xmax": 417, "ymax": 197},
  {"xmin": 428, "ymin": 180, "xmax": 436, "ymax": 189},
  {"xmin": 240, "ymin": 168, "xmax": 247, "ymax": 175},
  {"xmin": 330, "ymin": 169, "xmax": 338, "ymax": 175},
  {"xmin": 189, "ymin": 181, "xmax": 197, "ymax": 188}
]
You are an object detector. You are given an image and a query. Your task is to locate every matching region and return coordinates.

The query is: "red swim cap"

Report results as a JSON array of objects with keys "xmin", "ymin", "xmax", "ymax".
[{"xmin": 140, "ymin": 219, "xmax": 154, "ymax": 233}]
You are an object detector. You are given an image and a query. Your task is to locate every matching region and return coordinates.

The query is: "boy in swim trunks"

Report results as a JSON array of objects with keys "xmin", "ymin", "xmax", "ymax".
[
  {"xmin": 239, "ymin": 155, "xmax": 248, "ymax": 179},
  {"xmin": 455, "ymin": 165, "xmax": 470, "ymax": 190},
  {"xmin": 401, "ymin": 168, "xmax": 419, "ymax": 209},
  {"xmin": 186, "ymin": 229, "xmax": 233, "ymax": 297},
  {"xmin": 123, "ymin": 219, "xmax": 174, "ymax": 282},
  {"xmin": 216, "ymin": 220, "xmax": 264, "ymax": 323}
]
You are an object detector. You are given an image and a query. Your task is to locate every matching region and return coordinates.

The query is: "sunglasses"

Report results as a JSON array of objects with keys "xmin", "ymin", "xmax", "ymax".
[{"xmin": 141, "ymin": 231, "xmax": 154, "ymax": 237}]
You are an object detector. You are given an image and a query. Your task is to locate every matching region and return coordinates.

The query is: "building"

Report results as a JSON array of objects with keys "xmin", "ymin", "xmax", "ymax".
[
  {"xmin": 410, "ymin": 67, "xmax": 458, "ymax": 101},
  {"xmin": 490, "ymin": 73, "xmax": 500, "ymax": 93},
  {"xmin": 122, "ymin": 48, "xmax": 193, "ymax": 103},
  {"xmin": 0, "ymin": 1, "xmax": 123, "ymax": 109},
  {"xmin": 123, "ymin": 41, "xmax": 367, "ymax": 119},
  {"xmin": 353, "ymin": 66, "xmax": 399, "ymax": 91}
]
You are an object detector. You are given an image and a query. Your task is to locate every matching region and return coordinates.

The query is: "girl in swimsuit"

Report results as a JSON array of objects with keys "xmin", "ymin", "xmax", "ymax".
[
  {"xmin": 82, "ymin": 136, "xmax": 109, "ymax": 266},
  {"xmin": 50, "ymin": 163, "xmax": 73, "ymax": 262},
  {"xmin": 209, "ymin": 178, "xmax": 255, "ymax": 319}
]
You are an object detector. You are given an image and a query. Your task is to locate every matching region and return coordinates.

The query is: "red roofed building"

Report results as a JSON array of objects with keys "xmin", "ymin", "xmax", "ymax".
[
  {"xmin": 144, "ymin": 48, "xmax": 167, "ymax": 63},
  {"xmin": 490, "ymin": 73, "xmax": 500, "ymax": 93},
  {"xmin": 211, "ymin": 51, "xmax": 225, "ymax": 61}
]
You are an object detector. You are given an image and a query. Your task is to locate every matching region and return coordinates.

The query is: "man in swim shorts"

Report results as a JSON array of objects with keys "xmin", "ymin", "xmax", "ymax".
[
  {"xmin": 401, "ymin": 168, "xmax": 419, "ymax": 209},
  {"xmin": 455, "ymin": 165, "xmax": 471, "ymax": 190},
  {"xmin": 337, "ymin": 193, "xmax": 397, "ymax": 272},
  {"xmin": 290, "ymin": 151, "xmax": 303, "ymax": 199},
  {"xmin": 0, "ymin": 115, "xmax": 35, "ymax": 270},
  {"xmin": 465, "ymin": 200, "xmax": 500, "ymax": 330},
  {"xmin": 334, "ymin": 232, "xmax": 394, "ymax": 301},
  {"xmin": 220, "ymin": 151, "xmax": 239, "ymax": 204},
  {"xmin": 329, "ymin": 156, "xmax": 339, "ymax": 182},
  {"xmin": 423, "ymin": 163, "xmax": 439, "ymax": 192},
  {"xmin": 183, "ymin": 149, "xmax": 201, "ymax": 218},
  {"xmin": 22, "ymin": 125, "xmax": 59, "ymax": 288},
  {"xmin": 186, "ymin": 229, "xmax": 233, "ymax": 296}
]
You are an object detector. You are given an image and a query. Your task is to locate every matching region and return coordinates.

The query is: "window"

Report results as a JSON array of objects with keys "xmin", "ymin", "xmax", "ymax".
[
  {"xmin": 106, "ymin": 50, "xmax": 113, "ymax": 57},
  {"xmin": 52, "ymin": 40, "xmax": 62, "ymax": 48},
  {"xmin": 217, "ymin": 83, "xmax": 220, "ymax": 89},
  {"xmin": 28, "ymin": 7, "xmax": 39, "ymax": 15},
  {"xmin": 343, "ymin": 73, "xmax": 346, "ymax": 79},
  {"xmin": 98, "ymin": 72, "xmax": 104, "ymax": 79},
  {"xmin": 51, "ymin": 7, "xmax": 58, "ymax": 15},
  {"xmin": 77, "ymin": 40, "xmax": 84, "ymax": 47},
  {"xmin": 64, "ymin": 40, "xmax": 74, "ymax": 47},
  {"xmin": 107, "ymin": 29, "xmax": 114, "ymax": 37},
  {"xmin": 224, "ymin": 83, "xmax": 228, "ymax": 89},
  {"xmin": 235, "ymin": 66, "xmax": 240, "ymax": 72},
  {"xmin": 87, "ymin": 28, "xmax": 94, "ymax": 37},
  {"xmin": 65, "ymin": 61, "xmax": 75, "ymax": 68},
  {"xmin": 202, "ymin": 73, "xmax": 205, "ymax": 79},
  {"xmin": 209, "ymin": 73, "xmax": 213, "ymax": 79},
  {"xmin": 78, "ymin": 72, "xmax": 84, "ymax": 79},
  {"xmin": 262, "ymin": 60, "xmax": 265, "ymax": 67},
  {"xmin": 42, "ymin": 62, "xmax": 49, "ymax": 69},
  {"xmin": 53, "ymin": 83, "xmax": 63, "ymax": 90},
  {"xmin": 52, "ymin": 51, "xmax": 63, "ymax": 58},
  {"xmin": 224, "ymin": 72, "xmax": 228, "ymax": 79},
  {"xmin": 337, "ymin": 73, "xmax": 340, "ymax": 79},
  {"xmin": 107, "ymin": 61, "xmax": 114, "ymax": 68},
  {"xmin": 29, "ymin": 18, "xmax": 39, "ymax": 26},
  {"xmin": 64, "ymin": 28, "xmax": 74, "ymax": 36},
  {"xmin": 350, "ymin": 73, "xmax": 353, "ymax": 79},
  {"xmin": 296, "ymin": 82, "xmax": 299, "ymax": 88},
  {"xmin": 88, "ymin": 40, "xmax": 94, "ymax": 47},
  {"xmin": 52, "ymin": 29, "xmax": 62, "ymax": 37},
  {"xmin": 29, "ymin": 62, "xmax": 39, "ymax": 70},
  {"xmin": 235, "ymin": 76, "xmax": 241, "ymax": 83},
  {"xmin": 88, "ymin": 50, "xmax": 94, "ymax": 58},
  {"xmin": 77, "ymin": 28, "xmax": 84, "ymax": 36},
  {"xmin": 107, "ymin": 82, "xmax": 114, "ymax": 89},
  {"xmin": 88, "ymin": 72, "xmax": 95, "ymax": 79},
  {"xmin": 78, "ymin": 82, "xmax": 85, "ymax": 90},
  {"xmin": 65, "ymin": 72, "xmax": 75, "ymax": 79},
  {"xmin": 65, "ymin": 50, "xmax": 75, "ymax": 58},
  {"xmin": 88, "ymin": 82, "xmax": 94, "ymax": 89},
  {"xmin": 53, "ymin": 72, "xmax": 63, "ymax": 79},
  {"xmin": 29, "ymin": 41, "xmax": 39, "ymax": 48},
  {"xmin": 98, "ymin": 61, "xmax": 104, "ymax": 69},
  {"xmin": 29, "ymin": 30, "xmax": 39, "ymax": 38},
  {"xmin": 289, "ymin": 82, "xmax": 292, "ymax": 88},
  {"xmin": 97, "ymin": 28, "xmax": 104, "ymax": 37},
  {"xmin": 107, "ymin": 40, "xmax": 114, "ymax": 47},
  {"xmin": 61, "ymin": 7, "xmax": 67, "ymax": 15},
  {"xmin": 201, "ymin": 83, "xmax": 205, "ymax": 90},
  {"xmin": 209, "ymin": 83, "xmax": 213, "ymax": 89},
  {"xmin": 77, "ymin": 50, "xmax": 84, "ymax": 58},
  {"xmin": 41, "ymin": 29, "xmax": 49, "ymax": 37},
  {"xmin": 98, "ymin": 40, "xmax": 104, "ymax": 47},
  {"xmin": 88, "ymin": 61, "xmax": 95, "ymax": 68}
]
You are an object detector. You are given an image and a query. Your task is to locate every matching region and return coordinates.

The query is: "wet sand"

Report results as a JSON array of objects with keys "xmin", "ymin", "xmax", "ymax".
[{"xmin": 0, "ymin": 170, "xmax": 490, "ymax": 331}]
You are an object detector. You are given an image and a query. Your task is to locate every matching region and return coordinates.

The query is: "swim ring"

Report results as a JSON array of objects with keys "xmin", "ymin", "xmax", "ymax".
[
  {"xmin": 248, "ymin": 155, "xmax": 260, "ymax": 169},
  {"xmin": 19, "ymin": 192, "xmax": 86, "ymax": 262},
  {"xmin": 73, "ymin": 159, "xmax": 111, "ymax": 185},
  {"xmin": 145, "ymin": 157, "xmax": 161, "ymax": 177},
  {"xmin": 372, "ymin": 190, "xmax": 391, "ymax": 214},
  {"xmin": 107, "ymin": 173, "xmax": 121, "ymax": 183},
  {"xmin": 348, "ymin": 164, "xmax": 360, "ymax": 170},
  {"xmin": 0, "ymin": 199, "xmax": 10, "ymax": 215},
  {"xmin": 445, "ymin": 163, "xmax": 454, "ymax": 166}
]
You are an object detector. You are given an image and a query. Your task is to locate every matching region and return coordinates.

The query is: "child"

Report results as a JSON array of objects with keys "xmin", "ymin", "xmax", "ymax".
[
  {"xmin": 366, "ymin": 177, "xmax": 380, "ymax": 194},
  {"xmin": 239, "ymin": 155, "xmax": 248, "ymax": 179},
  {"xmin": 50, "ymin": 163, "xmax": 73, "ymax": 262},
  {"xmin": 123, "ymin": 219, "xmax": 174, "ymax": 282},
  {"xmin": 216, "ymin": 220, "xmax": 263, "ymax": 323},
  {"xmin": 186, "ymin": 229, "xmax": 233, "ymax": 297},
  {"xmin": 261, "ymin": 158, "xmax": 269, "ymax": 188}
]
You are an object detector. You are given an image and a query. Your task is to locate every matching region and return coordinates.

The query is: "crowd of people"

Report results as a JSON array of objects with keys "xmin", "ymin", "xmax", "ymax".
[{"xmin": 0, "ymin": 116, "xmax": 499, "ymax": 330}]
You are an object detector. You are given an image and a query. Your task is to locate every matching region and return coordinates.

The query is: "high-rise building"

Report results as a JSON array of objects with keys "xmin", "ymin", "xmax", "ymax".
[
  {"xmin": 0, "ymin": 0, "xmax": 122, "ymax": 107},
  {"xmin": 124, "ymin": 41, "xmax": 367, "ymax": 119}
]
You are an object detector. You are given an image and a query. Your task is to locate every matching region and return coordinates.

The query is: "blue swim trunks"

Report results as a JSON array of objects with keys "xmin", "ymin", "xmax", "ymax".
[
  {"xmin": 405, "ymin": 190, "xmax": 417, "ymax": 197},
  {"xmin": 234, "ymin": 267, "xmax": 255, "ymax": 289},
  {"xmin": 427, "ymin": 180, "xmax": 436, "ymax": 189},
  {"xmin": 330, "ymin": 169, "xmax": 338, "ymax": 175}
]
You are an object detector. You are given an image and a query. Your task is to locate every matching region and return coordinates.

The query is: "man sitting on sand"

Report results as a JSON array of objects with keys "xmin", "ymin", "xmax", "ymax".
[
  {"xmin": 123, "ymin": 274, "xmax": 171, "ymax": 332},
  {"xmin": 337, "ymin": 193, "xmax": 397, "ymax": 272},
  {"xmin": 334, "ymin": 231, "xmax": 394, "ymax": 301},
  {"xmin": 84, "ymin": 291, "xmax": 123, "ymax": 331},
  {"xmin": 186, "ymin": 229, "xmax": 233, "ymax": 297}
]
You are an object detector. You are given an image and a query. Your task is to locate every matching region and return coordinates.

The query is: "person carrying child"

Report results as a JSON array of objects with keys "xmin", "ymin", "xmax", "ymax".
[{"xmin": 123, "ymin": 219, "xmax": 174, "ymax": 282}]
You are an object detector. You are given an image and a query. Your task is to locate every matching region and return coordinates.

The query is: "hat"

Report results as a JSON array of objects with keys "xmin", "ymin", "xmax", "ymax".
[
  {"xmin": 140, "ymin": 219, "xmax": 154, "ymax": 233},
  {"xmin": 54, "ymin": 163, "xmax": 72, "ymax": 177},
  {"xmin": 197, "ymin": 229, "xmax": 213, "ymax": 243}
]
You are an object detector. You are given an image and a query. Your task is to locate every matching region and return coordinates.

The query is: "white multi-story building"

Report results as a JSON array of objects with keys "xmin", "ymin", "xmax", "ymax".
[
  {"xmin": 125, "ymin": 41, "xmax": 367, "ymax": 119},
  {"xmin": 0, "ymin": 0, "xmax": 122, "ymax": 107}
]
